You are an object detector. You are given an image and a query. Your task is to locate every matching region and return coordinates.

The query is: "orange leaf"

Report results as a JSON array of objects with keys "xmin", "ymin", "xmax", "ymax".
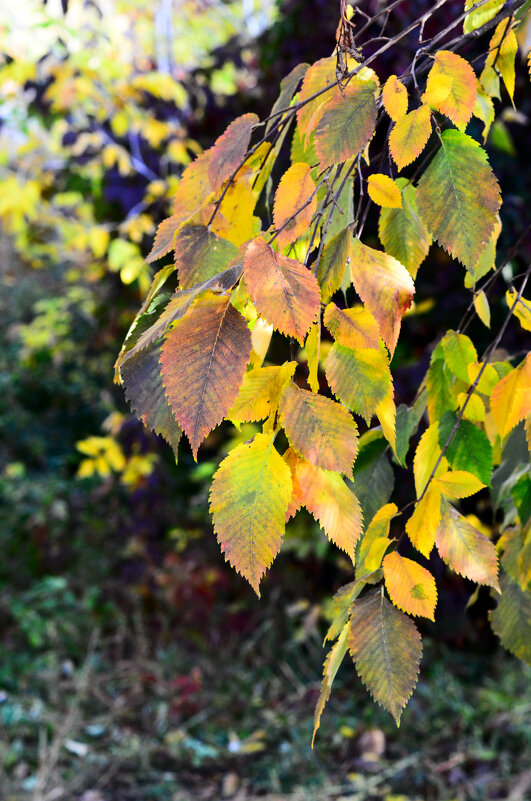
[
  {"xmin": 279, "ymin": 381, "xmax": 358, "ymax": 473},
  {"xmin": 243, "ymin": 237, "xmax": 320, "ymax": 344},
  {"xmin": 425, "ymin": 51, "xmax": 477, "ymax": 129},
  {"xmin": 389, "ymin": 104, "xmax": 432, "ymax": 171},
  {"xmin": 172, "ymin": 149, "xmax": 213, "ymax": 218},
  {"xmin": 383, "ymin": 551, "xmax": 437, "ymax": 620},
  {"xmin": 160, "ymin": 292, "xmax": 251, "ymax": 458},
  {"xmin": 296, "ymin": 56, "xmax": 337, "ymax": 142},
  {"xmin": 296, "ymin": 460, "xmax": 363, "ymax": 561},
  {"xmin": 208, "ymin": 113, "xmax": 258, "ymax": 191},
  {"xmin": 314, "ymin": 79, "xmax": 378, "ymax": 169},
  {"xmin": 273, "ymin": 163, "xmax": 317, "ymax": 248},
  {"xmin": 382, "ymin": 75, "xmax": 408, "ymax": 122},
  {"xmin": 349, "ymin": 239, "xmax": 415, "ymax": 355}
]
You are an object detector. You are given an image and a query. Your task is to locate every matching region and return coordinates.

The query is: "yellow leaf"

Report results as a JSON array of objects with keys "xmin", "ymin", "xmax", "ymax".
[
  {"xmin": 406, "ymin": 484, "xmax": 443, "ymax": 558},
  {"xmin": 425, "ymin": 51, "xmax": 477, "ymax": 129},
  {"xmin": 323, "ymin": 302, "xmax": 380, "ymax": 350},
  {"xmin": 314, "ymin": 78, "xmax": 378, "ymax": 169},
  {"xmin": 434, "ymin": 470, "xmax": 485, "ymax": 499},
  {"xmin": 383, "ymin": 551, "xmax": 437, "ymax": 620},
  {"xmin": 474, "ymin": 290, "xmax": 491, "ymax": 328},
  {"xmin": 507, "ymin": 288, "xmax": 531, "ymax": 332},
  {"xmin": 382, "ymin": 75, "xmax": 408, "ymax": 122},
  {"xmin": 389, "ymin": 104, "xmax": 432, "ymax": 172},
  {"xmin": 356, "ymin": 503, "xmax": 397, "ymax": 579},
  {"xmin": 490, "ymin": 354, "xmax": 531, "ymax": 439},
  {"xmin": 283, "ymin": 447, "xmax": 304, "ymax": 521},
  {"xmin": 481, "ymin": 20, "xmax": 518, "ymax": 102},
  {"xmin": 304, "ymin": 322, "xmax": 320, "ymax": 393},
  {"xmin": 209, "ymin": 432, "xmax": 292, "ymax": 595},
  {"xmin": 367, "ymin": 174, "xmax": 402, "ymax": 208},
  {"xmin": 229, "ymin": 362, "xmax": 296, "ymax": 424},
  {"xmin": 209, "ymin": 113, "xmax": 258, "ymax": 191},
  {"xmin": 273, "ymin": 163, "xmax": 317, "ymax": 248},
  {"xmin": 413, "ymin": 422, "xmax": 449, "ymax": 497},
  {"xmin": 457, "ymin": 392, "xmax": 486, "ymax": 422},
  {"xmin": 436, "ymin": 500, "xmax": 500, "ymax": 591},
  {"xmin": 326, "ymin": 343, "xmax": 393, "ymax": 424},
  {"xmin": 296, "ymin": 460, "xmax": 363, "ymax": 561},
  {"xmin": 376, "ymin": 393, "xmax": 397, "ymax": 455}
]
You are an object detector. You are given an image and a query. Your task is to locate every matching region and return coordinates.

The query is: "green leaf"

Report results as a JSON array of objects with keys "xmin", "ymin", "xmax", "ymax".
[
  {"xmin": 416, "ymin": 129, "xmax": 501, "ymax": 274},
  {"xmin": 489, "ymin": 572, "xmax": 531, "ymax": 665},
  {"xmin": 325, "ymin": 343, "xmax": 393, "ymax": 424},
  {"xmin": 350, "ymin": 433, "xmax": 394, "ymax": 524},
  {"xmin": 175, "ymin": 224, "xmax": 237, "ymax": 288},
  {"xmin": 438, "ymin": 411, "xmax": 493, "ymax": 486},
  {"xmin": 441, "ymin": 330, "xmax": 478, "ymax": 383},
  {"xmin": 317, "ymin": 227, "xmax": 351, "ymax": 303},
  {"xmin": 349, "ymin": 588, "xmax": 422, "ymax": 725},
  {"xmin": 314, "ymin": 79, "xmax": 378, "ymax": 169},
  {"xmin": 426, "ymin": 358, "xmax": 457, "ymax": 423},
  {"xmin": 378, "ymin": 179, "xmax": 431, "ymax": 279}
]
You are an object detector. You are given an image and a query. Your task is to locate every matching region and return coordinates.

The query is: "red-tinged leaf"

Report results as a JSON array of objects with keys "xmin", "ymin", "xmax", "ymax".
[
  {"xmin": 160, "ymin": 292, "xmax": 251, "ymax": 458},
  {"xmin": 436, "ymin": 501, "xmax": 500, "ymax": 591},
  {"xmin": 349, "ymin": 239, "xmax": 415, "ymax": 355},
  {"xmin": 313, "ymin": 623, "xmax": 349, "ymax": 746},
  {"xmin": 389, "ymin": 104, "xmax": 432, "ymax": 171},
  {"xmin": 209, "ymin": 432, "xmax": 292, "ymax": 595},
  {"xmin": 416, "ymin": 129, "xmax": 501, "ymax": 274},
  {"xmin": 424, "ymin": 51, "xmax": 477, "ymax": 129},
  {"xmin": 172, "ymin": 149, "xmax": 213, "ymax": 218},
  {"xmin": 382, "ymin": 75, "xmax": 408, "ymax": 122},
  {"xmin": 349, "ymin": 588, "xmax": 422, "ymax": 725},
  {"xmin": 146, "ymin": 214, "xmax": 182, "ymax": 263},
  {"xmin": 383, "ymin": 551, "xmax": 437, "ymax": 620},
  {"xmin": 208, "ymin": 113, "xmax": 258, "ymax": 191},
  {"xmin": 297, "ymin": 460, "xmax": 363, "ymax": 561},
  {"xmin": 243, "ymin": 237, "xmax": 320, "ymax": 344},
  {"xmin": 122, "ymin": 340, "xmax": 181, "ymax": 459},
  {"xmin": 174, "ymin": 224, "xmax": 238, "ymax": 289},
  {"xmin": 317, "ymin": 227, "xmax": 351, "ymax": 303},
  {"xmin": 326, "ymin": 343, "xmax": 393, "ymax": 424},
  {"xmin": 296, "ymin": 56, "xmax": 337, "ymax": 141},
  {"xmin": 279, "ymin": 381, "xmax": 358, "ymax": 474},
  {"xmin": 324, "ymin": 302, "xmax": 380, "ymax": 350},
  {"xmin": 273, "ymin": 162, "xmax": 317, "ymax": 248},
  {"xmin": 314, "ymin": 79, "xmax": 378, "ymax": 169}
]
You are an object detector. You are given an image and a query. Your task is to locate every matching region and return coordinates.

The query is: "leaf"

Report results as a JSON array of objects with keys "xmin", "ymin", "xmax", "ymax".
[
  {"xmin": 489, "ymin": 572, "xmax": 531, "ymax": 665},
  {"xmin": 473, "ymin": 83, "xmax": 495, "ymax": 143},
  {"xmin": 279, "ymin": 381, "xmax": 358, "ymax": 473},
  {"xmin": 297, "ymin": 460, "xmax": 363, "ymax": 561},
  {"xmin": 414, "ymin": 422, "xmax": 449, "ymax": 496},
  {"xmin": 378, "ymin": 179, "xmax": 431, "ymax": 278},
  {"xmin": 326, "ymin": 343, "xmax": 392, "ymax": 424},
  {"xmin": 507, "ymin": 288, "xmax": 531, "ymax": 332},
  {"xmin": 172, "ymin": 149, "xmax": 213, "ymax": 219},
  {"xmin": 438, "ymin": 411, "xmax": 494, "ymax": 486},
  {"xmin": 160, "ymin": 292, "xmax": 251, "ymax": 458},
  {"xmin": 416, "ymin": 129, "xmax": 501, "ymax": 274},
  {"xmin": 323, "ymin": 302, "xmax": 380, "ymax": 350},
  {"xmin": 351, "ymin": 434, "xmax": 395, "ymax": 525},
  {"xmin": 376, "ymin": 393, "xmax": 397, "ymax": 455},
  {"xmin": 314, "ymin": 79, "xmax": 378, "ymax": 169},
  {"xmin": 491, "ymin": 354, "xmax": 531, "ymax": 439},
  {"xmin": 481, "ymin": 20, "xmax": 518, "ymax": 102},
  {"xmin": 383, "ymin": 552, "xmax": 437, "ymax": 620},
  {"xmin": 174, "ymin": 224, "xmax": 238, "ymax": 289},
  {"xmin": 349, "ymin": 588, "xmax": 422, "ymax": 725},
  {"xmin": 305, "ymin": 322, "xmax": 320, "ymax": 393},
  {"xmin": 273, "ymin": 162, "xmax": 317, "ymax": 248},
  {"xmin": 406, "ymin": 484, "xmax": 443, "ymax": 558},
  {"xmin": 349, "ymin": 239, "xmax": 415, "ymax": 355},
  {"xmin": 441, "ymin": 330, "xmax": 478, "ymax": 383},
  {"xmin": 312, "ymin": 623, "xmax": 349, "ymax": 746},
  {"xmin": 356, "ymin": 503, "xmax": 397, "ymax": 580},
  {"xmin": 209, "ymin": 432, "xmax": 292, "ymax": 595},
  {"xmin": 208, "ymin": 113, "xmax": 258, "ymax": 191},
  {"xmin": 426, "ymin": 358, "xmax": 456, "ymax": 423},
  {"xmin": 463, "ymin": 0, "xmax": 505, "ymax": 34},
  {"xmin": 283, "ymin": 447, "xmax": 304, "ymax": 521},
  {"xmin": 296, "ymin": 56, "xmax": 337, "ymax": 142},
  {"xmin": 146, "ymin": 215, "xmax": 182, "ymax": 263},
  {"xmin": 389, "ymin": 104, "xmax": 432, "ymax": 171},
  {"xmin": 243, "ymin": 237, "xmax": 320, "ymax": 344},
  {"xmin": 267, "ymin": 62, "xmax": 309, "ymax": 134},
  {"xmin": 317, "ymin": 227, "xmax": 351, "ymax": 303},
  {"xmin": 474, "ymin": 290, "xmax": 491, "ymax": 327},
  {"xmin": 122, "ymin": 340, "xmax": 181, "ymax": 459},
  {"xmin": 229, "ymin": 362, "xmax": 296, "ymax": 424},
  {"xmin": 436, "ymin": 500, "xmax": 500, "ymax": 590},
  {"xmin": 465, "ymin": 214, "xmax": 501, "ymax": 286},
  {"xmin": 435, "ymin": 470, "xmax": 485, "ymax": 499},
  {"xmin": 367, "ymin": 174, "xmax": 402, "ymax": 208},
  {"xmin": 424, "ymin": 51, "xmax": 476, "ymax": 129},
  {"xmin": 382, "ymin": 75, "xmax": 408, "ymax": 122}
]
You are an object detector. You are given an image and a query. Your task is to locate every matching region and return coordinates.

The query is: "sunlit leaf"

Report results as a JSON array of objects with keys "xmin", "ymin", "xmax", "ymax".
[
  {"xmin": 383, "ymin": 551, "xmax": 437, "ymax": 620},
  {"xmin": 326, "ymin": 343, "xmax": 392, "ymax": 424},
  {"xmin": 425, "ymin": 51, "xmax": 476, "ymax": 129},
  {"xmin": 209, "ymin": 113, "xmax": 258, "ymax": 191},
  {"xmin": 491, "ymin": 354, "xmax": 531, "ymax": 439},
  {"xmin": 314, "ymin": 79, "xmax": 378, "ymax": 169},
  {"xmin": 174, "ymin": 224, "xmax": 237, "ymax": 289},
  {"xmin": 229, "ymin": 362, "xmax": 296, "ymax": 424},
  {"xmin": 507, "ymin": 288, "xmax": 531, "ymax": 332},
  {"xmin": 480, "ymin": 19, "xmax": 518, "ymax": 102},
  {"xmin": 413, "ymin": 422, "xmax": 449, "ymax": 496},
  {"xmin": 389, "ymin": 104, "xmax": 432, "ymax": 171},
  {"xmin": 438, "ymin": 411, "xmax": 493, "ymax": 486},
  {"xmin": 273, "ymin": 162, "xmax": 317, "ymax": 248},
  {"xmin": 367, "ymin": 173, "xmax": 402, "ymax": 208},
  {"xmin": 435, "ymin": 470, "xmax": 485, "ymax": 499},
  {"xmin": 463, "ymin": 0, "xmax": 505, "ymax": 34},
  {"xmin": 406, "ymin": 484, "xmax": 443, "ymax": 558},
  {"xmin": 323, "ymin": 302, "xmax": 380, "ymax": 350},
  {"xmin": 436, "ymin": 499, "xmax": 500, "ymax": 590},
  {"xmin": 317, "ymin": 227, "xmax": 351, "ymax": 303},
  {"xmin": 382, "ymin": 75, "xmax": 408, "ymax": 121},
  {"xmin": 356, "ymin": 503, "xmax": 397, "ymax": 580}
]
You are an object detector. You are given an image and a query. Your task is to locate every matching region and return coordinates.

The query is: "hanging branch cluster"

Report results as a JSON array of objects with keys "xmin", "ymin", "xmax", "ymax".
[{"xmin": 116, "ymin": 0, "xmax": 531, "ymax": 734}]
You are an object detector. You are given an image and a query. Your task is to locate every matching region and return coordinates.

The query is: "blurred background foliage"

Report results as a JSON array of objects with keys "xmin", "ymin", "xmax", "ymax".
[{"xmin": 0, "ymin": 1, "xmax": 530, "ymax": 799}]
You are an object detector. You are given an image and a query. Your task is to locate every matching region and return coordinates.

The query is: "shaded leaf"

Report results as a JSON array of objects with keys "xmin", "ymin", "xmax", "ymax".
[
  {"xmin": 489, "ymin": 572, "xmax": 531, "ymax": 665},
  {"xmin": 326, "ymin": 343, "xmax": 392, "ymax": 424},
  {"xmin": 378, "ymin": 179, "xmax": 431, "ymax": 278},
  {"xmin": 209, "ymin": 113, "xmax": 258, "ymax": 191},
  {"xmin": 351, "ymin": 434, "xmax": 395, "ymax": 524},
  {"xmin": 160, "ymin": 293, "xmax": 251, "ymax": 457},
  {"xmin": 416, "ymin": 129, "xmax": 501, "ymax": 274},
  {"xmin": 312, "ymin": 623, "xmax": 349, "ymax": 746},
  {"xmin": 305, "ymin": 322, "xmax": 320, "ymax": 393},
  {"xmin": 209, "ymin": 432, "xmax": 292, "ymax": 595},
  {"xmin": 314, "ymin": 79, "xmax": 378, "ymax": 169},
  {"xmin": 441, "ymin": 330, "xmax": 478, "ymax": 383},
  {"xmin": 383, "ymin": 551, "xmax": 437, "ymax": 620},
  {"xmin": 267, "ymin": 62, "xmax": 309, "ymax": 134},
  {"xmin": 436, "ymin": 500, "xmax": 500, "ymax": 590},
  {"xmin": 279, "ymin": 381, "xmax": 358, "ymax": 473},
  {"xmin": 389, "ymin": 104, "xmax": 432, "ymax": 171},
  {"xmin": 350, "ymin": 239, "xmax": 415, "ymax": 354},
  {"xmin": 243, "ymin": 237, "xmax": 320, "ymax": 343},
  {"xmin": 273, "ymin": 162, "xmax": 317, "ymax": 248},
  {"xmin": 349, "ymin": 588, "xmax": 422, "ymax": 725}
]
